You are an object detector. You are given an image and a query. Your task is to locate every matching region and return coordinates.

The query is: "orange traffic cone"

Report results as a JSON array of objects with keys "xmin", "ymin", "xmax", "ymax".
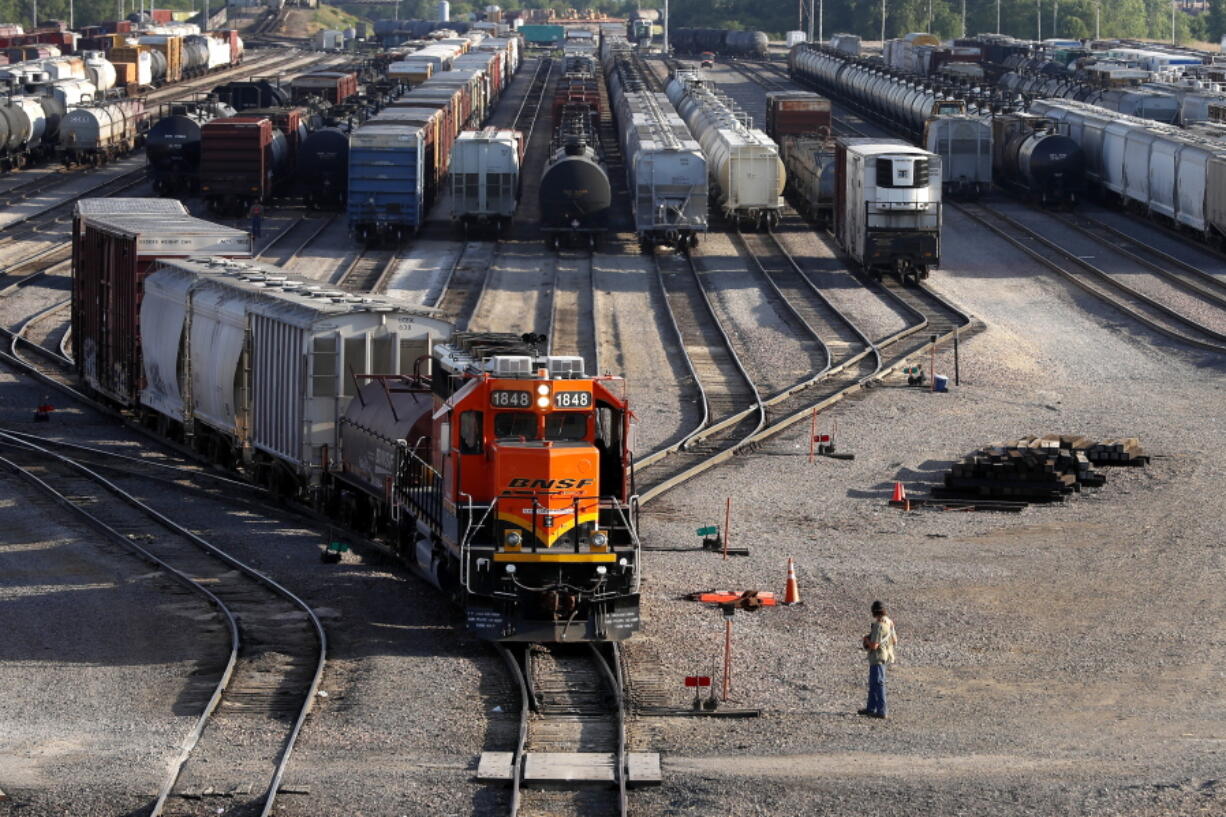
[
  {"xmin": 891, "ymin": 481, "xmax": 906, "ymax": 503},
  {"xmin": 783, "ymin": 557, "xmax": 802, "ymax": 605}
]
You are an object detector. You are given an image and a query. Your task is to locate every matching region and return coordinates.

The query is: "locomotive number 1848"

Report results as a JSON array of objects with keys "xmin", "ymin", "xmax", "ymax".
[{"xmin": 491, "ymin": 390, "xmax": 531, "ymax": 408}]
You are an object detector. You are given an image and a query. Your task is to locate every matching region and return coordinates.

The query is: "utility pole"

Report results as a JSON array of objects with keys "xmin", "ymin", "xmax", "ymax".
[
  {"xmin": 818, "ymin": 0, "xmax": 823, "ymax": 42},
  {"xmin": 1095, "ymin": 1, "xmax": 1100, "ymax": 39},
  {"xmin": 1053, "ymin": 0, "xmax": 1058, "ymax": 37},
  {"xmin": 1036, "ymin": 0, "xmax": 1042, "ymax": 40},
  {"xmin": 32, "ymin": 0, "xmax": 37, "ymax": 29},
  {"xmin": 663, "ymin": 0, "xmax": 669, "ymax": 54},
  {"xmin": 881, "ymin": 0, "xmax": 886, "ymax": 47},
  {"xmin": 962, "ymin": 0, "xmax": 966, "ymax": 37},
  {"xmin": 927, "ymin": 0, "xmax": 932, "ymax": 32},
  {"xmin": 1172, "ymin": 0, "xmax": 1177, "ymax": 44}
]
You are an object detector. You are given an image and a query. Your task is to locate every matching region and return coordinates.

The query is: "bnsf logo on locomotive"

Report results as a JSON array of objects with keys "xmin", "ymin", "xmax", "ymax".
[{"xmin": 507, "ymin": 478, "xmax": 594, "ymax": 489}]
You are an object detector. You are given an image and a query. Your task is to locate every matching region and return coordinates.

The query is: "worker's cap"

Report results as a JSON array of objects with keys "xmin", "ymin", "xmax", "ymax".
[{"xmin": 871, "ymin": 600, "xmax": 885, "ymax": 615}]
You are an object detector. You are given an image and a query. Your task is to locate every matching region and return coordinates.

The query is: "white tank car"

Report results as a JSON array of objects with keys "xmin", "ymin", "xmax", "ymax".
[
  {"xmin": 602, "ymin": 35, "xmax": 708, "ymax": 252},
  {"xmin": 139, "ymin": 257, "xmax": 452, "ymax": 487},
  {"xmin": 835, "ymin": 138, "xmax": 942, "ymax": 284},
  {"xmin": 41, "ymin": 56, "xmax": 85, "ymax": 81},
  {"xmin": 666, "ymin": 69, "xmax": 785, "ymax": 229},
  {"xmin": 59, "ymin": 98, "xmax": 146, "ymax": 164},
  {"xmin": 50, "ymin": 78, "xmax": 98, "ymax": 108},
  {"xmin": 6, "ymin": 96, "xmax": 47, "ymax": 151},
  {"xmin": 82, "ymin": 52, "xmax": 118, "ymax": 91}
]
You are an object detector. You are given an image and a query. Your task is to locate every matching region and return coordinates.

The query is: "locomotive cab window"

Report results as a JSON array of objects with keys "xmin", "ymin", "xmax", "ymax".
[
  {"xmin": 545, "ymin": 413, "xmax": 587, "ymax": 441},
  {"xmin": 460, "ymin": 410, "xmax": 483, "ymax": 454},
  {"xmin": 494, "ymin": 411, "xmax": 537, "ymax": 440}
]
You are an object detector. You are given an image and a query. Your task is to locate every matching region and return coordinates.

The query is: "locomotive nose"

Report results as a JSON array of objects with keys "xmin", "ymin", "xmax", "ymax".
[{"xmin": 493, "ymin": 441, "xmax": 600, "ymax": 548}]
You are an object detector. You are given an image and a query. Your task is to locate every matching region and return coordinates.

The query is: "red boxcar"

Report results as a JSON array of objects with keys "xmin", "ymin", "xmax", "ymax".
[
  {"xmin": 765, "ymin": 90, "xmax": 832, "ymax": 140},
  {"xmin": 290, "ymin": 71, "xmax": 359, "ymax": 105},
  {"xmin": 150, "ymin": 8, "xmax": 174, "ymax": 23},
  {"xmin": 101, "ymin": 19, "xmax": 134, "ymax": 34},
  {"xmin": 71, "ymin": 199, "xmax": 252, "ymax": 407},
  {"xmin": 200, "ymin": 116, "xmax": 288, "ymax": 211}
]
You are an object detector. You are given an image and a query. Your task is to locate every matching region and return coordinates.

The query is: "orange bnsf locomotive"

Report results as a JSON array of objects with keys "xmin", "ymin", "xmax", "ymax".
[{"xmin": 328, "ymin": 332, "xmax": 641, "ymax": 642}]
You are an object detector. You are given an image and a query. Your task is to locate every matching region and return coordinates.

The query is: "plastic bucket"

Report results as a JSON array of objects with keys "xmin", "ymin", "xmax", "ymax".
[{"xmin": 934, "ymin": 374, "xmax": 948, "ymax": 392}]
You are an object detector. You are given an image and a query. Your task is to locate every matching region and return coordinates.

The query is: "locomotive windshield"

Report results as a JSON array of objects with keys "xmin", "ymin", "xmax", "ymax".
[
  {"xmin": 494, "ymin": 411, "xmax": 537, "ymax": 439},
  {"xmin": 546, "ymin": 413, "xmax": 588, "ymax": 441}
]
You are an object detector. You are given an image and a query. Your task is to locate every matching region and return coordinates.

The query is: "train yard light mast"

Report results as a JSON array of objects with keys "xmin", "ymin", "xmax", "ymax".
[
  {"xmin": 997, "ymin": 0, "xmax": 1001, "ymax": 33},
  {"xmin": 880, "ymin": 0, "xmax": 885, "ymax": 49}
]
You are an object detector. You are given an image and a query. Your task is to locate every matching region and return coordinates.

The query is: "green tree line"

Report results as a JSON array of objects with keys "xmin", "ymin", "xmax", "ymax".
[
  {"xmin": 663, "ymin": 0, "xmax": 1208, "ymax": 44},
  {"xmin": 1, "ymin": 0, "xmax": 203, "ymax": 29}
]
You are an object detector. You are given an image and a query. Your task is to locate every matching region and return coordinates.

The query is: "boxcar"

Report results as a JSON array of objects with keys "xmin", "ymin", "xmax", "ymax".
[{"xmin": 71, "ymin": 200, "xmax": 252, "ymax": 408}]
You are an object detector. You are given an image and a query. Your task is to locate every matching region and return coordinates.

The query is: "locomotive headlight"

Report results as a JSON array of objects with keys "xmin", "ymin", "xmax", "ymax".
[
  {"xmin": 536, "ymin": 384, "xmax": 550, "ymax": 395},
  {"xmin": 505, "ymin": 564, "xmax": 517, "ymax": 574},
  {"xmin": 619, "ymin": 558, "xmax": 629, "ymax": 567},
  {"xmin": 536, "ymin": 396, "xmax": 550, "ymax": 408},
  {"xmin": 506, "ymin": 530, "xmax": 523, "ymax": 547},
  {"xmin": 592, "ymin": 532, "xmax": 608, "ymax": 547},
  {"xmin": 596, "ymin": 566, "xmax": 608, "ymax": 575}
]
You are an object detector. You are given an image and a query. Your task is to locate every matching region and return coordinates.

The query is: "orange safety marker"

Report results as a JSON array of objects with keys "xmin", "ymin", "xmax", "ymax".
[
  {"xmin": 891, "ymin": 481, "xmax": 906, "ymax": 503},
  {"xmin": 783, "ymin": 557, "xmax": 802, "ymax": 605},
  {"xmin": 685, "ymin": 590, "xmax": 778, "ymax": 606}
]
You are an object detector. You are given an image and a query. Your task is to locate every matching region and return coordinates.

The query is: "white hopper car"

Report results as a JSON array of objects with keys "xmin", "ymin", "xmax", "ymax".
[
  {"xmin": 834, "ymin": 138, "xmax": 942, "ymax": 283},
  {"xmin": 448, "ymin": 127, "xmax": 523, "ymax": 235},
  {"xmin": 922, "ymin": 114, "xmax": 991, "ymax": 199},
  {"xmin": 602, "ymin": 36, "xmax": 708, "ymax": 252},
  {"xmin": 665, "ymin": 69, "xmax": 785, "ymax": 229},
  {"xmin": 1028, "ymin": 97, "xmax": 1226, "ymax": 245},
  {"xmin": 139, "ymin": 257, "xmax": 452, "ymax": 492}
]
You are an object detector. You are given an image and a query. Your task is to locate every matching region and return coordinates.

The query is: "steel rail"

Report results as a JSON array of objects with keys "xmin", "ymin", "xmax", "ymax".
[
  {"xmin": 957, "ymin": 201, "xmax": 1226, "ymax": 354},
  {"xmin": 0, "ymin": 438, "xmax": 241, "ymax": 817},
  {"xmin": 632, "ymin": 248, "xmax": 765, "ymax": 502},
  {"xmin": 1058, "ymin": 211, "xmax": 1226, "ymax": 308},
  {"xmin": 0, "ymin": 339, "xmax": 328, "ymax": 813},
  {"xmin": 11, "ymin": 298, "xmax": 72, "ymax": 366},
  {"xmin": 496, "ymin": 644, "xmax": 529, "ymax": 817}
]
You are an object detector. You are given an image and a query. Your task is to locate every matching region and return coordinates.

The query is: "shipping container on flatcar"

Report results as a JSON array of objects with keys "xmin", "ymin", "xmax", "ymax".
[{"xmin": 71, "ymin": 199, "xmax": 252, "ymax": 408}]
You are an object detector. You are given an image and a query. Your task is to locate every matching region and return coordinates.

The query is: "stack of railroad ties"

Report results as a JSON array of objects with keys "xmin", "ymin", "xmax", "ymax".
[{"xmin": 892, "ymin": 434, "xmax": 1148, "ymax": 512}]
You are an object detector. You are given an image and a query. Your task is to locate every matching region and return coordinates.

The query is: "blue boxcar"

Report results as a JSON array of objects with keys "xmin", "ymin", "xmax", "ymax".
[{"xmin": 347, "ymin": 122, "xmax": 426, "ymax": 243}]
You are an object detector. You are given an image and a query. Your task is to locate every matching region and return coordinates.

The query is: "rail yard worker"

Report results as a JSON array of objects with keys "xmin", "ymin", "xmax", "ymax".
[
  {"xmin": 249, "ymin": 202, "xmax": 263, "ymax": 239},
  {"xmin": 858, "ymin": 600, "xmax": 897, "ymax": 720}
]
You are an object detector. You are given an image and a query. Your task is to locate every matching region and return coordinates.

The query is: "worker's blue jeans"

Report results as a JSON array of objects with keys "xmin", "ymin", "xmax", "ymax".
[{"xmin": 867, "ymin": 664, "xmax": 887, "ymax": 716}]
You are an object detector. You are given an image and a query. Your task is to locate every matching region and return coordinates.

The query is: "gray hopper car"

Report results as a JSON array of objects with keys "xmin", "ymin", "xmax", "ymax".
[
  {"xmin": 923, "ymin": 115, "xmax": 991, "ymax": 199},
  {"xmin": 602, "ymin": 36, "xmax": 708, "ymax": 252}
]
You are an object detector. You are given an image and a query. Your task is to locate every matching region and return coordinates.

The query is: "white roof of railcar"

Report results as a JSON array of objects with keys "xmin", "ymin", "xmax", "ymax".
[
  {"xmin": 150, "ymin": 257, "xmax": 449, "ymax": 328},
  {"xmin": 78, "ymin": 213, "xmax": 251, "ymax": 256},
  {"xmin": 845, "ymin": 142, "xmax": 937, "ymax": 158},
  {"xmin": 74, "ymin": 197, "xmax": 188, "ymax": 217}
]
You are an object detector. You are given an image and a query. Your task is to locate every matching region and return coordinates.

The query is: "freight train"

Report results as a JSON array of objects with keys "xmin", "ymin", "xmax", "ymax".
[
  {"xmin": 145, "ymin": 98, "xmax": 237, "ymax": 194},
  {"xmin": 764, "ymin": 90, "xmax": 837, "ymax": 222},
  {"xmin": 670, "ymin": 28, "xmax": 769, "ymax": 59},
  {"xmin": 449, "ymin": 127, "xmax": 524, "ymax": 235},
  {"xmin": 788, "ymin": 44, "xmax": 1079, "ymax": 204},
  {"xmin": 834, "ymin": 138, "xmax": 942, "ymax": 283},
  {"xmin": 602, "ymin": 35, "xmax": 708, "ymax": 252},
  {"xmin": 540, "ymin": 47, "xmax": 611, "ymax": 246},
  {"xmin": 348, "ymin": 34, "xmax": 521, "ymax": 243},
  {"xmin": 990, "ymin": 112, "xmax": 1085, "ymax": 206},
  {"xmin": 71, "ymin": 203, "xmax": 643, "ymax": 642},
  {"xmin": 0, "ymin": 25, "xmax": 243, "ymax": 170},
  {"xmin": 665, "ymin": 69, "xmax": 785, "ymax": 229}
]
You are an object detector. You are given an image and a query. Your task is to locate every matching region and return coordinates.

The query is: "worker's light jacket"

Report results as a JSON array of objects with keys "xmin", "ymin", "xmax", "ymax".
[{"xmin": 868, "ymin": 616, "xmax": 898, "ymax": 665}]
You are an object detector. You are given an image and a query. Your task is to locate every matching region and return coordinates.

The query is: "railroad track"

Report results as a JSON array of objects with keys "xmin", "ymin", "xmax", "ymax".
[
  {"xmin": 547, "ymin": 250, "xmax": 599, "ymax": 373},
  {"xmin": 338, "ymin": 246, "xmax": 399, "ymax": 293},
  {"xmin": 957, "ymin": 200, "xmax": 1226, "ymax": 353},
  {"xmin": 496, "ymin": 643, "xmax": 628, "ymax": 817},
  {"xmin": 631, "ymin": 249, "xmax": 764, "ymax": 501},
  {"xmin": 0, "ymin": 431, "xmax": 325, "ymax": 817},
  {"xmin": 256, "ymin": 213, "xmax": 337, "ymax": 266},
  {"xmin": 433, "ymin": 240, "xmax": 499, "ymax": 328},
  {"xmin": 724, "ymin": 59, "xmax": 790, "ymax": 92},
  {"xmin": 1057, "ymin": 210, "xmax": 1226, "ymax": 310}
]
